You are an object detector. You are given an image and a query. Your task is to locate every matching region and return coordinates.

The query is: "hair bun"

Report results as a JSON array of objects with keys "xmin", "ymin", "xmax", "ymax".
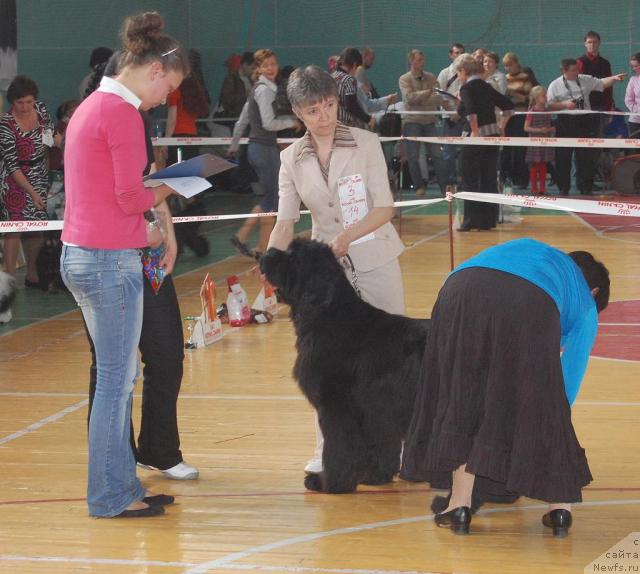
[{"xmin": 122, "ymin": 12, "xmax": 165, "ymax": 54}]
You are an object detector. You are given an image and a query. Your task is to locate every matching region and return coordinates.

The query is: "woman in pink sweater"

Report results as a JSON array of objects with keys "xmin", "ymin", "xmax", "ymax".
[{"xmin": 61, "ymin": 12, "xmax": 188, "ymax": 518}]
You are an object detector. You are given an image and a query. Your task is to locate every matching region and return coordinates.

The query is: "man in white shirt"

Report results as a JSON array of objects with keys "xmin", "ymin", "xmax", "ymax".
[
  {"xmin": 356, "ymin": 47, "xmax": 378, "ymax": 98},
  {"xmin": 436, "ymin": 43, "xmax": 465, "ymax": 190},
  {"xmin": 547, "ymin": 58, "xmax": 625, "ymax": 195},
  {"xmin": 437, "ymin": 43, "xmax": 465, "ymax": 95}
]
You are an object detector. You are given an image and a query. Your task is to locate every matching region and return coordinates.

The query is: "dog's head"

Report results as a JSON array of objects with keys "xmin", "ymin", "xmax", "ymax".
[{"xmin": 260, "ymin": 239, "xmax": 354, "ymax": 312}]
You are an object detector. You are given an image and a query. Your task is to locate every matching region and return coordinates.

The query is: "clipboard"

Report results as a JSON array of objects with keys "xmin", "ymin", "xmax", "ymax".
[{"xmin": 144, "ymin": 153, "xmax": 236, "ymax": 181}]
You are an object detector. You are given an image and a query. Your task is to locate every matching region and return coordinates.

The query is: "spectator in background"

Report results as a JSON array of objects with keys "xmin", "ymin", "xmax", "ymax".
[
  {"xmin": 49, "ymin": 99, "xmax": 80, "ymax": 172},
  {"xmin": 239, "ymin": 51, "xmax": 255, "ymax": 94},
  {"xmin": 228, "ymin": 49, "xmax": 301, "ymax": 258},
  {"xmin": 547, "ymin": 58, "xmax": 625, "ymax": 195},
  {"xmin": 327, "ymin": 55, "xmax": 339, "ymax": 73},
  {"xmin": 0, "ymin": 75, "xmax": 53, "ymax": 285},
  {"xmin": 79, "ymin": 46, "xmax": 113, "ymax": 99},
  {"xmin": 472, "ymin": 48, "xmax": 487, "ymax": 65},
  {"xmin": 437, "ymin": 43, "xmax": 465, "ymax": 187},
  {"xmin": 332, "ymin": 47, "xmax": 374, "ymax": 129},
  {"xmin": 356, "ymin": 47, "xmax": 379, "ymax": 98},
  {"xmin": 625, "ymin": 52, "xmax": 640, "ymax": 139},
  {"xmin": 164, "ymin": 50, "xmax": 211, "ymax": 257},
  {"xmin": 165, "ymin": 51, "xmax": 209, "ymax": 166},
  {"xmin": 454, "ymin": 53, "xmax": 514, "ymax": 231},
  {"xmin": 577, "ymin": 31, "xmax": 613, "ymax": 113},
  {"xmin": 577, "ymin": 31, "xmax": 613, "ymax": 186},
  {"xmin": 502, "ymin": 52, "xmax": 539, "ymax": 188},
  {"xmin": 399, "ymin": 49, "xmax": 448, "ymax": 195},
  {"xmin": 483, "ymin": 52, "xmax": 507, "ymax": 94},
  {"xmin": 217, "ymin": 53, "xmax": 247, "ymax": 126},
  {"xmin": 437, "ymin": 43, "xmax": 465, "ymax": 96}
]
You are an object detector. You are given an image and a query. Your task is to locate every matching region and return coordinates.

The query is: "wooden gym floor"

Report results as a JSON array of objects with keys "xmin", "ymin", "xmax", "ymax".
[{"xmin": 1, "ymin": 204, "xmax": 639, "ymax": 574}]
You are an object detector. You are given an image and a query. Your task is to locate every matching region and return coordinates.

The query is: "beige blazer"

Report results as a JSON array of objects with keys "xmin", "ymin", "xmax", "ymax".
[{"xmin": 277, "ymin": 126, "xmax": 404, "ymax": 273}]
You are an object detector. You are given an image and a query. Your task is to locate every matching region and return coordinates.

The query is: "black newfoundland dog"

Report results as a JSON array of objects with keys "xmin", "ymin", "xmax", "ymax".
[{"xmin": 260, "ymin": 238, "xmax": 429, "ymax": 493}]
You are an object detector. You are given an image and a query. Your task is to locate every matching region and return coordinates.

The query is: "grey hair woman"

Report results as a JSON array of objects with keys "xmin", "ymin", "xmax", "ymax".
[
  {"xmin": 265, "ymin": 64, "xmax": 406, "ymax": 479},
  {"xmin": 286, "ymin": 64, "xmax": 338, "ymax": 110}
]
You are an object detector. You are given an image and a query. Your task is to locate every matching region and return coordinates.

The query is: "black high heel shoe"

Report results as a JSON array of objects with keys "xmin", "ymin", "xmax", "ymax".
[
  {"xmin": 434, "ymin": 506, "xmax": 471, "ymax": 535},
  {"xmin": 542, "ymin": 509, "xmax": 572, "ymax": 538}
]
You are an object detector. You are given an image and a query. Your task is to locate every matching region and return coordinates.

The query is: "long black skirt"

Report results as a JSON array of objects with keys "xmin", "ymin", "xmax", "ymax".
[{"xmin": 401, "ymin": 268, "xmax": 592, "ymax": 503}]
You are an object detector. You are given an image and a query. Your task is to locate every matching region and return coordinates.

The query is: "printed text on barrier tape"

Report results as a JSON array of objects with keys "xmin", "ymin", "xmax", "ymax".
[
  {"xmin": 3, "ymin": 196, "xmax": 639, "ymax": 233},
  {"xmin": 404, "ymin": 136, "xmax": 640, "ymax": 149}
]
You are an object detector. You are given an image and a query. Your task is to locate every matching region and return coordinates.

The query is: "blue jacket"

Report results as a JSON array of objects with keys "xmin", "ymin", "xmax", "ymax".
[{"xmin": 453, "ymin": 238, "xmax": 598, "ymax": 405}]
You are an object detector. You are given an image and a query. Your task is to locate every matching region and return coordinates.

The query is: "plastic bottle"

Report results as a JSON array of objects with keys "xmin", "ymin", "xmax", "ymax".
[{"xmin": 226, "ymin": 275, "xmax": 251, "ymax": 327}]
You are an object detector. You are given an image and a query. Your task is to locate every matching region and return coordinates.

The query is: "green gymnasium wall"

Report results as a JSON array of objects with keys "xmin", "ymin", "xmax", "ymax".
[{"xmin": 15, "ymin": 0, "xmax": 640, "ymax": 118}]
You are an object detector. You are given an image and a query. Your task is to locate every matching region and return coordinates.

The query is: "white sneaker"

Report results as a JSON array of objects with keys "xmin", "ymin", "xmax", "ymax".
[
  {"xmin": 138, "ymin": 461, "xmax": 199, "ymax": 480},
  {"xmin": 304, "ymin": 456, "xmax": 323, "ymax": 474}
]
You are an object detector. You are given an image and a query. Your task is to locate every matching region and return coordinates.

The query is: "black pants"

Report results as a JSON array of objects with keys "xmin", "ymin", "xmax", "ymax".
[
  {"xmin": 87, "ymin": 273, "xmax": 185, "ymax": 470},
  {"xmin": 501, "ymin": 114, "xmax": 529, "ymax": 187},
  {"xmin": 461, "ymin": 143, "xmax": 499, "ymax": 229},
  {"xmin": 555, "ymin": 115, "xmax": 599, "ymax": 195}
]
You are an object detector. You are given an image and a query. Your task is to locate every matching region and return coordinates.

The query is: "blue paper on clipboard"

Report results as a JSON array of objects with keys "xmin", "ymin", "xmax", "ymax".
[{"xmin": 146, "ymin": 153, "xmax": 236, "ymax": 180}]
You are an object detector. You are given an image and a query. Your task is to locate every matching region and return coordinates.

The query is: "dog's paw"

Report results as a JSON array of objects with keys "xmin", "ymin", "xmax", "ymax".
[{"xmin": 304, "ymin": 473, "xmax": 323, "ymax": 492}]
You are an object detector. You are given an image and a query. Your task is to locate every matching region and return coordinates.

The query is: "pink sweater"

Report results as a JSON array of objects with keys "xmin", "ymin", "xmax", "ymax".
[{"xmin": 62, "ymin": 91, "xmax": 155, "ymax": 248}]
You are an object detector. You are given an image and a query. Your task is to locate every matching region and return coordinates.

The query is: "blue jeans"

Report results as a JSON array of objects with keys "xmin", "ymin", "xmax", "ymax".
[
  {"xmin": 248, "ymin": 142, "xmax": 281, "ymax": 212},
  {"xmin": 403, "ymin": 122, "xmax": 449, "ymax": 193},
  {"xmin": 60, "ymin": 245, "xmax": 146, "ymax": 516}
]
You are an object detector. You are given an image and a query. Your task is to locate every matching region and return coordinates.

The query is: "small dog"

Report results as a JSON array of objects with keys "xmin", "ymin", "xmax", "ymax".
[
  {"xmin": 261, "ymin": 239, "xmax": 429, "ymax": 493},
  {"xmin": 0, "ymin": 271, "xmax": 17, "ymax": 324}
]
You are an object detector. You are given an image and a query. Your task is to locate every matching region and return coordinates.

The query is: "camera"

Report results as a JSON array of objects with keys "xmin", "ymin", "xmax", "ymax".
[{"xmin": 572, "ymin": 97, "xmax": 585, "ymax": 110}]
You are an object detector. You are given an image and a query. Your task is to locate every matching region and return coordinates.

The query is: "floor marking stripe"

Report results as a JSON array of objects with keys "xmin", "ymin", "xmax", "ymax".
[
  {"xmin": 184, "ymin": 499, "xmax": 640, "ymax": 573},
  {"xmin": 0, "ymin": 399, "xmax": 88, "ymax": 445},
  {"xmin": 0, "ymin": 555, "xmax": 448, "ymax": 574}
]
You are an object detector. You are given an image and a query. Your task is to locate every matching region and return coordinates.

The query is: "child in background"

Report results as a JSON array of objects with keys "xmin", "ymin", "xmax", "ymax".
[{"xmin": 524, "ymin": 86, "xmax": 555, "ymax": 195}]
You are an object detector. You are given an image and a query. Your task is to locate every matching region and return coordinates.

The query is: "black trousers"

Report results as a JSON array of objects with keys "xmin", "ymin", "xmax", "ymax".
[
  {"xmin": 554, "ymin": 115, "xmax": 599, "ymax": 194},
  {"xmin": 501, "ymin": 114, "xmax": 529, "ymax": 187},
  {"xmin": 87, "ymin": 273, "xmax": 185, "ymax": 470},
  {"xmin": 461, "ymin": 143, "xmax": 499, "ymax": 229}
]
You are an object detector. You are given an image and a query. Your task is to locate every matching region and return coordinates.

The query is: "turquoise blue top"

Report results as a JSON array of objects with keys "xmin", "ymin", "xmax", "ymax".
[{"xmin": 453, "ymin": 238, "xmax": 598, "ymax": 405}]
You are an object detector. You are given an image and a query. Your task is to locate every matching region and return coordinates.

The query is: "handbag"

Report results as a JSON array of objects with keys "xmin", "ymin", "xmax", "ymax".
[{"xmin": 272, "ymin": 80, "xmax": 293, "ymax": 116}]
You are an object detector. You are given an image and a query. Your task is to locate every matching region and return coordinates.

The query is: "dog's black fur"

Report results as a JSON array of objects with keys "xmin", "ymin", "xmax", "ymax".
[{"xmin": 260, "ymin": 238, "xmax": 429, "ymax": 493}]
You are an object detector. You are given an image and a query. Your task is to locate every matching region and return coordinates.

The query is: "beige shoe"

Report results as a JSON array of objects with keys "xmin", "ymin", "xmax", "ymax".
[{"xmin": 415, "ymin": 187, "xmax": 426, "ymax": 196}]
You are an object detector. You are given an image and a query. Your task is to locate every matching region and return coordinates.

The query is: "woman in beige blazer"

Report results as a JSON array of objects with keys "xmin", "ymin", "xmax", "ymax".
[{"xmin": 267, "ymin": 65, "xmax": 406, "ymax": 473}]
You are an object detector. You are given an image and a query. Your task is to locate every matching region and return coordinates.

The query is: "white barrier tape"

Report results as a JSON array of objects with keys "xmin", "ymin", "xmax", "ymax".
[
  {"xmin": 455, "ymin": 191, "xmax": 640, "ymax": 217},
  {"xmin": 154, "ymin": 135, "xmax": 640, "ymax": 149},
  {"xmin": 392, "ymin": 109, "xmax": 636, "ymax": 117},
  {"xmin": 153, "ymin": 136, "xmax": 299, "ymax": 147},
  {"xmin": 405, "ymin": 135, "xmax": 640, "ymax": 149},
  {"xmin": 3, "ymin": 194, "xmax": 638, "ymax": 234},
  {"xmin": 0, "ymin": 220, "xmax": 64, "ymax": 233}
]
